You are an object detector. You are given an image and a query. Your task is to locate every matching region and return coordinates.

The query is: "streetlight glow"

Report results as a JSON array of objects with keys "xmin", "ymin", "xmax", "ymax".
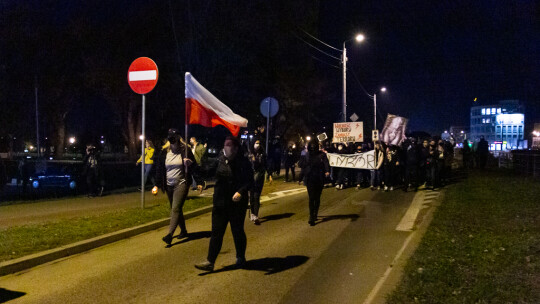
[
  {"xmin": 355, "ymin": 34, "xmax": 365, "ymax": 42},
  {"xmin": 139, "ymin": 135, "xmax": 144, "ymax": 140},
  {"xmin": 380, "ymin": 87, "xmax": 387, "ymax": 92},
  {"xmin": 306, "ymin": 136, "xmax": 312, "ymax": 142},
  {"xmin": 69, "ymin": 137, "xmax": 76, "ymax": 144}
]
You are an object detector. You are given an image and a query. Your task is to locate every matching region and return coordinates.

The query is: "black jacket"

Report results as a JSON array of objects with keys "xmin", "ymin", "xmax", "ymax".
[
  {"xmin": 155, "ymin": 146, "xmax": 198, "ymax": 192},
  {"xmin": 299, "ymin": 151, "xmax": 330, "ymax": 185},
  {"xmin": 213, "ymin": 154, "xmax": 254, "ymax": 207}
]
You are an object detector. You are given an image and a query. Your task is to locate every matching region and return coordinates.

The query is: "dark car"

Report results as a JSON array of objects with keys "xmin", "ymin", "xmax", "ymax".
[{"xmin": 29, "ymin": 164, "xmax": 78, "ymax": 190}]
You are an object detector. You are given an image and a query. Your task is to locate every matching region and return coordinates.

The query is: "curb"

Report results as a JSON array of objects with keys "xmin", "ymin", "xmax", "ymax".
[{"xmin": 0, "ymin": 205, "xmax": 213, "ymax": 276}]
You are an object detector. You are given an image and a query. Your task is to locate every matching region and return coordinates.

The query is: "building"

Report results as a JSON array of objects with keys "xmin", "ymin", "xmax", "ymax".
[{"xmin": 470, "ymin": 100, "xmax": 526, "ymax": 151}]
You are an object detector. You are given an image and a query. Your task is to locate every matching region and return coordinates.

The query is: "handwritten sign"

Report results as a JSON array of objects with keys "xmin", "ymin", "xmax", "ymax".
[
  {"xmin": 327, "ymin": 150, "xmax": 375, "ymax": 169},
  {"xmin": 332, "ymin": 122, "xmax": 364, "ymax": 143}
]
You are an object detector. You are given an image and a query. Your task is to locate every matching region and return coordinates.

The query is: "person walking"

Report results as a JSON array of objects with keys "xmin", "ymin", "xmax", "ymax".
[
  {"xmin": 283, "ymin": 143, "xmax": 298, "ymax": 182},
  {"xmin": 248, "ymin": 139, "xmax": 267, "ymax": 225},
  {"xmin": 195, "ymin": 136, "xmax": 254, "ymax": 272},
  {"xmin": 82, "ymin": 144, "xmax": 104, "ymax": 197},
  {"xmin": 136, "ymin": 140, "xmax": 155, "ymax": 190},
  {"xmin": 462, "ymin": 139, "xmax": 472, "ymax": 170},
  {"xmin": 299, "ymin": 141, "xmax": 330, "ymax": 226},
  {"xmin": 370, "ymin": 141, "xmax": 385, "ymax": 190},
  {"xmin": 334, "ymin": 143, "xmax": 347, "ymax": 190},
  {"xmin": 189, "ymin": 136, "xmax": 207, "ymax": 190},
  {"xmin": 404, "ymin": 138, "xmax": 420, "ymax": 192},
  {"xmin": 383, "ymin": 145, "xmax": 400, "ymax": 191},
  {"xmin": 155, "ymin": 129, "xmax": 200, "ymax": 246},
  {"xmin": 477, "ymin": 136, "xmax": 489, "ymax": 169}
]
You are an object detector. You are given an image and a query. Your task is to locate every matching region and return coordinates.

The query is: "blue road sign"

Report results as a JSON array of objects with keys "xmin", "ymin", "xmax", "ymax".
[{"xmin": 260, "ymin": 97, "xmax": 279, "ymax": 118}]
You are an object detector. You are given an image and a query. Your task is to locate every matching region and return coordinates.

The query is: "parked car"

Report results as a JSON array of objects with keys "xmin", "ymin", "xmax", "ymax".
[{"xmin": 29, "ymin": 163, "xmax": 79, "ymax": 190}]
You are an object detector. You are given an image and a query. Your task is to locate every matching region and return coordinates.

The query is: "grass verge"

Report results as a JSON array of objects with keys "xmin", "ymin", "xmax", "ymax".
[
  {"xmin": 0, "ymin": 196, "xmax": 212, "ymax": 262},
  {"xmin": 387, "ymin": 170, "xmax": 540, "ymax": 303}
]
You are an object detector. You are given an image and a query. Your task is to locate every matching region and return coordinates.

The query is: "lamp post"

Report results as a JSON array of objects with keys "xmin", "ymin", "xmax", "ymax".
[
  {"xmin": 342, "ymin": 34, "xmax": 365, "ymax": 122},
  {"xmin": 373, "ymin": 87, "xmax": 386, "ymax": 130}
]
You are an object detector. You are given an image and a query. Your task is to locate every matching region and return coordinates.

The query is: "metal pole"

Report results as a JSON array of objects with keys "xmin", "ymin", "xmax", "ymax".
[
  {"xmin": 265, "ymin": 101, "xmax": 270, "ymax": 158},
  {"xmin": 374, "ymin": 93, "xmax": 377, "ymax": 131},
  {"xmin": 141, "ymin": 94, "xmax": 145, "ymax": 209},
  {"xmin": 342, "ymin": 43, "xmax": 347, "ymax": 122},
  {"xmin": 35, "ymin": 80, "xmax": 40, "ymax": 158}
]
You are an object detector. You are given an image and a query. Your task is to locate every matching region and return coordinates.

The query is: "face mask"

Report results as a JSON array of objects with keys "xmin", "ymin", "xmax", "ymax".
[
  {"xmin": 338, "ymin": 146, "xmax": 343, "ymax": 151},
  {"xmin": 254, "ymin": 144, "xmax": 260, "ymax": 150}
]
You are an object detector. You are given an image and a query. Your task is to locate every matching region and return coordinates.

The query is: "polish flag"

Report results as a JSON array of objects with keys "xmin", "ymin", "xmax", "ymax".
[{"xmin": 185, "ymin": 73, "xmax": 248, "ymax": 136}]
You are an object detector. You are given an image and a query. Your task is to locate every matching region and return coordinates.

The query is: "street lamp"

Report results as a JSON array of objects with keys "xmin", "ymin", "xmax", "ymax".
[
  {"xmin": 69, "ymin": 137, "xmax": 76, "ymax": 144},
  {"xmin": 368, "ymin": 87, "xmax": 387, "ymax": 131},
  {"xmin": 342, "ymin": 33, "xmax": 365, "ymax": 122}
]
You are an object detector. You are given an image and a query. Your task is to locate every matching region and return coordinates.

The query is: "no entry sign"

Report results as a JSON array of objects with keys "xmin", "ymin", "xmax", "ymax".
[{"xmin": 128, "ymin": 57, "xmax": 158, "ymax": 94}]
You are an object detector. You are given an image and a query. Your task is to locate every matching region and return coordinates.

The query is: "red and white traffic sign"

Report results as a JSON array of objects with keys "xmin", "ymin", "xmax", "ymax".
[{"xmin": 127, "ymin": 57, "xmax": 159, "ymax": 94}]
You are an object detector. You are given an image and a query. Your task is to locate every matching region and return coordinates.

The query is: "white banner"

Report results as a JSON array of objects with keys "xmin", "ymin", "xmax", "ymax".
[
  {"xmin": 327, "ymin": 150, "xmax": 376, "ymax": 169},
  {"xmin": 332, "ymin": 122, "xmax": 364, "ymax": 143}
]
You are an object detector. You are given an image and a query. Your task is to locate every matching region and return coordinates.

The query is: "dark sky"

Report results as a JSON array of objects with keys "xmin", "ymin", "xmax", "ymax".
[
  {"xmin": 317, "ymin": 1, "xmax": 540, "ymax": 134},
  {"xmin": 1, "ymin": 0, "xmax": 539, "ymax": 141}
]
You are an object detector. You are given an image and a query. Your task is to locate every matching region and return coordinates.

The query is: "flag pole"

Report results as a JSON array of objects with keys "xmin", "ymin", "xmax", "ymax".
[{"xmin": 184, "ymin": 75, "xmax": 189, "ymax": 166}]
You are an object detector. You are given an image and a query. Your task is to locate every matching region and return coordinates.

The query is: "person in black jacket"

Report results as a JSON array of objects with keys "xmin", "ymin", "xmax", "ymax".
[
  {"xmin": 404, "ymin": 138, "xmax": 420, "ymax": 192},
  {"xmin": 82, "ymin": 144, "xmax": 104, "ymax": 197},
  {"xmin": 154, "ymin": 128, "xmax": 200, "ymax": 246},
  {"xmin": 195, "ymin": 136, "xmax": 254, "ymax": 272},
  {"xmin": 248, "ymin": 139, "xmax": 268, "ymax": 225},
  {"xmin": 299, "ymin": 141, "xmax": 330, "ymax": 226}
]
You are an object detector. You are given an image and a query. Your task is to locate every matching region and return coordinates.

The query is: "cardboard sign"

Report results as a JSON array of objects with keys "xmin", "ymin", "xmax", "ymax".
[
  {"xmin": 332, "ymin": 122, "xmax": 364, "ymax": 143},
  {"xmin": 327, "ymin": 150, "xmax": 375, "ymax": 169},
  {"xmin": 380, "ymin": 114, "xmax": 408, "ymax": 145}
]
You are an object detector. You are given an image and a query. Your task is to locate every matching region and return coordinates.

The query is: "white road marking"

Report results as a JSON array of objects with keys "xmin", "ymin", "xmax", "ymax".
[{"xmin": 363, "ymin": 232, "xmax": 416, "ymax": 304}]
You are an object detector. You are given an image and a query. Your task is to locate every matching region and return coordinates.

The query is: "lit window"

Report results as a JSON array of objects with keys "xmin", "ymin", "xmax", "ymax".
[
  {"xmin": 486, "ymin": 108, "xmax": 491, "ymax": 115},
  {"xmin": 482, "ymin": 118, "xmax": 486, "ymax": 123},
  {"xmin": 492, "ymin": 108, "xmax": 496, "ymax": 114},
  {"xmin": 481, "ymin": 108, "xmax": 486, "ymax": 115},
  {"xmin": 486, "ymin": 118, "xmax": 490, "ymax": 123},
  {"xmin": 497, "ymin": 108, "xmax": 501, "ymax": 114}
]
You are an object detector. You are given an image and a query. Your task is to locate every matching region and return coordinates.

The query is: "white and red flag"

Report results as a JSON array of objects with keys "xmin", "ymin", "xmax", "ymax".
[{"xmin": 185, "ymin": 72, "xmax": 248, "ymax": 136}]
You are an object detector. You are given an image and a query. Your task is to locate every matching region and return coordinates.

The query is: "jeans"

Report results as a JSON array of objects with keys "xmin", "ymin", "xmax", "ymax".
[
  {"xmin": 143, "ymin": 164, "xmax": 154, "ymax": 186},
  {"xmin": 370, "ymin": 169, "xmax": 381, "ymax": 187}
]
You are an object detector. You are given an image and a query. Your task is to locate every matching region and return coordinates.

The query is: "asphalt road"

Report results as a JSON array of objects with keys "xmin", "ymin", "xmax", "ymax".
[{"xmin": 0, "ymin": 186, "xmax": 429, "ymax": 304}]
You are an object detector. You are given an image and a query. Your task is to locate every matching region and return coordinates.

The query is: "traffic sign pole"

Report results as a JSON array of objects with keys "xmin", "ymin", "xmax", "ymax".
[
  {"xmin": 141, "ymin": 94, "xmax": 145, "ymax": 209},
  {"xmin": 127, "ymin": 57, "xmax": 158, "ymax": 209}
]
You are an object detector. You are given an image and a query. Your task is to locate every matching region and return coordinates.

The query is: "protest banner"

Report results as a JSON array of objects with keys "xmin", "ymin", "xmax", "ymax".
[
  {"xmin": 327, "ymin": 150, "xmax": 375, "ymax": 169},
  {"xmin": 332, "ymin": 122, "xmax": 364, "ymax": 143},
  {"xmin": 380, "ymin": 114, "xmax": 408, "ymax": 145}
]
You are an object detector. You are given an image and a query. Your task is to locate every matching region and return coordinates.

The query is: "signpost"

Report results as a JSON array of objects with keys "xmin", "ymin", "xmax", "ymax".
[
  {"xmin": 128, "ymin": 57, "xmax": 158, "ymax": 209},
  {"xmin": 332, "ymin": 122, "xmax": 364, "ymax": 143},
  {"xmin": 372, "ymin": 130, "xmax": 379, "ymax": 142},
  {"xmin": 260, "ymin": 97, "xmax": 279, "ymax": 155}
]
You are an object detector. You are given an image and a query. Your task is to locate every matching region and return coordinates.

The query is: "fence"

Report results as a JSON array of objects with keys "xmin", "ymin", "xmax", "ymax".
[{"xmin": 512, "ymin": 151, "xmax": 540, "ymax": 178}]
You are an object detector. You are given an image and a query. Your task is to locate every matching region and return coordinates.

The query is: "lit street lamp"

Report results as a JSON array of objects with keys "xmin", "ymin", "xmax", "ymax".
[
  {"xmin": 342, "ymin": 34, "xmax": 365, "ymax": 122},
  {"xmin": 368, "ymin": 87, "xmax": 387, "ymax": 131}
]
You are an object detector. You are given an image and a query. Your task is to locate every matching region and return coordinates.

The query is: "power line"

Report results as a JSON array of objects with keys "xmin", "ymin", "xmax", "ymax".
[
  {"xmin": 293, "ymin": 33, "xmax": 342, "ymax": 61},
  {"xmin": 310, "ymin": 55, "xmax": 341, "ymax": 69},
  {"xmin": 299, "ymin": 28, "xmax": 342, "ymax": 53}
]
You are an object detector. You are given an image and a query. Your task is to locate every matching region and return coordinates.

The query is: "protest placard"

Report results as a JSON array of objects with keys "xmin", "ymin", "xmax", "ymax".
[{"xmin": 332, "ymin": 122, "xmax": 364, "ymax": 143}]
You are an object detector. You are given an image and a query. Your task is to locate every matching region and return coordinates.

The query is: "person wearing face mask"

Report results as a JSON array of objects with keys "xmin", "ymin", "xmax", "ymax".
[
  {"xmin": 195, "ymin": 136, "xmax": 254, "ymax": 272},
  {"xmin": 299, "ymin": 141, "xmax": 330, "ymax": 226},
  {"xmin": 189, "ymin": 136, "xmax": 207, "ymax": 191},
  {"xmin": 247, "ymin": 140, "xmax": 267, "ymax": 225},
  {"xmin": 154, "ymin": 128, "xmax": 201, "ymax": 246}
]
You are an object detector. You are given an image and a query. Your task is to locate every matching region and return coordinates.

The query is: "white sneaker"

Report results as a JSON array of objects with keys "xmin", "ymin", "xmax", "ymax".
[
  {"xmin": 335, "ymin": 185, "xmax": 340, "ymax": 189},
  {"xmin": 250, "ymin": 214, "xmax": 256, "ymax": 222},
  {"xmin": 390, "ymin": 186, "xmax": 394, "ymax": 191},
  {"xmin": 384, "ymin": 185, "xmax": 388, "ymax": 191},
  {"xmin": 339, "ymin": 184, "xmax": 343, "ymax": 190}
]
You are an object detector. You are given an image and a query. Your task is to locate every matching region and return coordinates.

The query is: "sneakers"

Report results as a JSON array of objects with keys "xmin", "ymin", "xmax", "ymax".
[
  {"xmin": 384, "ymin": 185, "xmax": 388, "ymax": 191},
  {"xmin": 356, "ymin": 184, "xmax": 360, "ymax": 190},
  {"xmin": 250, "ymin": 214, "xmax": 260, "ymax": 225},
  {"xmin": 99, "ymin": 186, "xmax": 104, "ymax": 197},
  {"xmin": 177, "ymin": 231, "xmax": 189, "ymax": 239},
  {"xmin": 195, "ymin": 261, "xmax": 214, "ymax": 272},
  {"xmin": 390, "ymin": 186, "xmax": 394, "ymax": 191},
  {"xmin": 377, "ymin": 186, "xmax": 381, "ymax": 190},
  {"xmin": 254, "ymin": 218, "xmax": 260, "ymax": 225},
  {"xmin": 162, "ymin": 234, "xmax": 173, "ymax": 245},
  {"xmin": 235, "ymin": 258, "xmax": 247, "ymax": 269},
  {"xmin": 335, "ymin": 185, "xmax": 340, "ymax": 190}
]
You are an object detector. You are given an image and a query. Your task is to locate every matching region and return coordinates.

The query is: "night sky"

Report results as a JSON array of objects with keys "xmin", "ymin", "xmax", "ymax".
[{"xmin": 1, "ymin": 0, "xmax": 539, "ymax": 146}]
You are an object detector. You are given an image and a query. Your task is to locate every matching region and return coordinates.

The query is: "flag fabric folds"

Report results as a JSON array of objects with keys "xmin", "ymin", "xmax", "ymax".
[{"xmin": 185, "ymin": 72, "xmax": 248, "ymax": 136}]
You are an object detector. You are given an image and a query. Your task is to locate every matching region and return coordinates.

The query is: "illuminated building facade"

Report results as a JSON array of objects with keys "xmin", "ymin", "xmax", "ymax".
[{"xmin": 470, "ymin": 100, "xmax": 526, "ymax": 151}]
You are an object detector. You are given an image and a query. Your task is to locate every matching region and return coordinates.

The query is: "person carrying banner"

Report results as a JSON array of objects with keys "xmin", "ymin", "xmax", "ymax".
[
  {"xmin": 370, "ymin": 141, "xmax": 385, "ymax": 190},
  {"xmin": 299, "ymin": 141, "xmax": 330, "ymax": 226},
  {"xmin": 334, "ymin": 143, "xmax": 347, "ymax": 190},
  {"xmin": 383, "ymin": 145, "xmax": 400, "ymax": 191}
]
